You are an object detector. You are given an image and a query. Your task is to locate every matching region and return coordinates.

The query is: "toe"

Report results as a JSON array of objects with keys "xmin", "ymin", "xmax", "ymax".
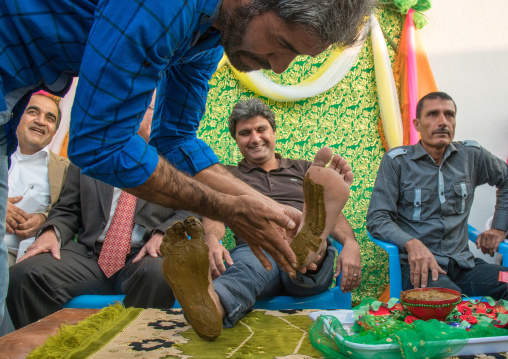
[
  {"xmin": 344, "ymin": 170, "xmax": 354, "ymax": 187},
  {"xmin": 184, "ymin": 217, "xmax": 205, "ymax": 240},
  {"xmin": 312, "ymin": 147, "xmax": 333, "ymax": 167}
]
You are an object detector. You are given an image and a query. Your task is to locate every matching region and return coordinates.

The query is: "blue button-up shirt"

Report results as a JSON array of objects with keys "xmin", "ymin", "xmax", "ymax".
[
  {"xmin": 367, "ymin": 141, "xmax": 508, "ymax": 268},
  {"xmin": 0, "ymin": 0, "xmax": 223, "ymax": 188}
]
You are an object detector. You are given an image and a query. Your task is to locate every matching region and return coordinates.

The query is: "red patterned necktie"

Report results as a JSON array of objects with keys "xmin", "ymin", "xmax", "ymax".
[{"xmin": 98, "ymin": 191, "xmax": 138, "ymax": 278}]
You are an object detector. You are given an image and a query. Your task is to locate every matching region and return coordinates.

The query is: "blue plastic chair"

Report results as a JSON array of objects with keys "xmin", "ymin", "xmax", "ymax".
[
  {"xmin": 64, "ymin": 240, "xmax": 351, "ymax": 310},
  {"xmin": 63, "ymin": 294, "xmax": 127, "ymax": 309},
  {"xmin": 63, "ymin": 295, "xmax": 181, "ymax": 309},
  {"xmin": 368, "ymin": 224, "xmax": 508, "ymax": 300}
]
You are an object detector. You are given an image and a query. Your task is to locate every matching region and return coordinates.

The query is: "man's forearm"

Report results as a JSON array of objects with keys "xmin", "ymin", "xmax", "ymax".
[
  {"xmin": 330, "ymin": 213, "xmax": 356, "ymax": 245},
  {"xmin": 126, "ymin": 157, "xmax": 233, "ymax": 222},
  {"xmin": 202, "ymin": 217, "xmax": 226, "ymax": 244},
  {"xmin": 366, "ymin": 211, "xmax": 415, "ymax": 251}
]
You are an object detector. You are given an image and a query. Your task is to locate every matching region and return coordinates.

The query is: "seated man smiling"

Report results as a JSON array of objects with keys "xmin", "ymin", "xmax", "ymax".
[
  {"xmin": 5, "ymin": 91, "xmax": 69, "ymax": 266},
  {"xmin": 161, "ymin": 98, "xmax": 360, "ymax": 340},
  {"xmin": 7, "ymin": 101, "xmax": 190, "ymax": 329}
]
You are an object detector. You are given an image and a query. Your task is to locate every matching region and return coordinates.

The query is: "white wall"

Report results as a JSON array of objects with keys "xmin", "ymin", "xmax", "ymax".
[{"xmin": 421, "ymin": 0, "xmax": 508, "ymax": 233}]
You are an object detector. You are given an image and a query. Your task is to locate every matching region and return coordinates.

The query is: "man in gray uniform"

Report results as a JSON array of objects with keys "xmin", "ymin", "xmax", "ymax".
[{"xmin": 367, "ymin": 92, "xmax": 508, "ymax": 298}]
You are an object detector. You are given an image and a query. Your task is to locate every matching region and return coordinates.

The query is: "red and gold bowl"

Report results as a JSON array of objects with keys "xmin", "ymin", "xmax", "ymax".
[{"xmin": 399, "ymin": 287, "xmax": 462, "ymax": 321}]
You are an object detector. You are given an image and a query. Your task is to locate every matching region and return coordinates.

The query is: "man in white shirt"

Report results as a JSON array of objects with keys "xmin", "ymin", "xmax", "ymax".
[
  {"xmin": 5, "ymin": 92, "xmax": 69, "ymax": 266},
  {"xmin": 7, "ymin": 97, "xmax": 188, "ymax": 329}
]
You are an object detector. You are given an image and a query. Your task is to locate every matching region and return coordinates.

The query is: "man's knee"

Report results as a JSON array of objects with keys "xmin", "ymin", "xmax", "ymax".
[
  {"xmin": 127, "ymin": 256, "xmax": 166, "ymax": 284},
  {"xmin": 229, "ymin": 244, "xmax": 280, "ymax": 282},
  {"xmin": 9, "ymin": 255, "xmax": 48, "ymax": 287}
]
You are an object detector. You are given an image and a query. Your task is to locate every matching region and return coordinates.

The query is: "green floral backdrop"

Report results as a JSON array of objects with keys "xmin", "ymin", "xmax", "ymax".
[{"xmin": 198, "ymin": 9, "xmax": 403, "ymax": 305}]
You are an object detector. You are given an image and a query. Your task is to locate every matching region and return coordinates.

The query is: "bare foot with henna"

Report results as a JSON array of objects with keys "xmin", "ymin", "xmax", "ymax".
[
  {"xmin": 160, "ymin": 217, "xmax": 225, "ymax": 341},
  {"xmin": 290, "ymin": 147, "xmax": 352, "ymax": 268}
]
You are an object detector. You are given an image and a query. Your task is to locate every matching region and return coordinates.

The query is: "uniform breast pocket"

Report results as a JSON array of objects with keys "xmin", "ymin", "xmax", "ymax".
[
  {"xmin": 401, "ymin": 188, "xmax": 431, "ymax": 221},
  {"xmin": 453, "ymin": 181, "xmax": 473, "ymax": 214}
]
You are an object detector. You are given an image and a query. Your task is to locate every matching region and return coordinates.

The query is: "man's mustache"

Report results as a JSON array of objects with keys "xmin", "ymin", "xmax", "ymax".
[{"xmin": 433, "ymin": 128, "xmax": 450, "ymax": 135}]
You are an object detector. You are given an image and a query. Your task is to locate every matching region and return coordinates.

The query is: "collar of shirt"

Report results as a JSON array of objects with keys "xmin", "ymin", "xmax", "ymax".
[
  {"xmin": 11, "ymin": 145, "xmax": 50, "ymax": 166},
  {"xmin": 191, "ymin": 0, "xmax": 223, "ymax": 47},
  {"xmin": 237, "ymin": 153, "xmax": 297, "ymax": 173},
  {"xmin": 410, "ymin": 141, "xmax": 458, "ymax": 163}
]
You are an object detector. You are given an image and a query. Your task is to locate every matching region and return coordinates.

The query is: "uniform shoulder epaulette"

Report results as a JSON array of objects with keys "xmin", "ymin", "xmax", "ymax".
[
  {"xmin": 387, "ymin": 148, "xmax": 408, "ymax": 159},
  {"xmin": 463, "ymin": 140, "xmax": 481, "ymax": 149}
]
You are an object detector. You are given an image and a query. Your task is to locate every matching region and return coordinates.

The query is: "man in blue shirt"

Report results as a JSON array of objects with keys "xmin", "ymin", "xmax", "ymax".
[
  {"xmin": 367, "ymin": 92, "xmax": 508, "ymax": 298},
  {"xmin": 0, "ymin": 0, "xmax": 374, "ymax": 323}
]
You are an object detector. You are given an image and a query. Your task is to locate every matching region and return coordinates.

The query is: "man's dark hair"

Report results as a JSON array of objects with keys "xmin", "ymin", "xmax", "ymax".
[
  {"xmin": 249, "ymin": 0, "xmax": 377, "ymax": 48},
  {"xmin": 229, "ymin": 98, "xmax": 276, "ymax": 140},
  {"xmin": 416, "ymin": 92, "xmax": 457, "ymax": 119}
]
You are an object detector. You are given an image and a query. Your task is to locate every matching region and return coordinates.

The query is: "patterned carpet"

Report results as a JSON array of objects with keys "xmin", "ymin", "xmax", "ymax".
[
  {"xmin": 28, "ymin": 307, "xmax": 508, "ymax": 359},
  {"xmin": 90, "ymin": 308, "xmax": 321, "ymax": 359}
]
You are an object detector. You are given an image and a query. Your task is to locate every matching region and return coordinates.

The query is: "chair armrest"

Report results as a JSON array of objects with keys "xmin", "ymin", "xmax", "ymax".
[
  {"xmin": 467, "ymin": 224, "xmax": 481, "ymax": 244},
  {"xmin": 367, "ymin": 231, "xmax": 403, "ymax": 299},
  {"xmin": 498, "ymin": 242, "xmax": 508, "ymax": 267},
  {"xmin": 330, "ymin": 236, "xmax": 342, "ymax": 287},
  {"xmin": 468, "ymin": 224, "xmax": 508, "ymax": 266}
]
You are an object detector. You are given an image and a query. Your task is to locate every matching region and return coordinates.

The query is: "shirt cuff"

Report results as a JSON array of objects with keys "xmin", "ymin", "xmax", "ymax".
[
  {"xmin": 70, "ymin": 134, "xmax": 159, "ymax": 189},
  {"xmin": 492, "ymin": 210, "xmax": 508, "ymax": 232},
  {"xmin": 381, "ymin": 229, "xmax": 415, "ymax": 252},
  {"xmin": 38, "ymin": 225, "xmax": 62, "ymax": 248},
  {"xmin": 53, "ymin": 226, "xmax": 62, "ymax": 248},
  {"xmin": 161, "ymin": 138, "xmax": 219, "ymax": 176}
]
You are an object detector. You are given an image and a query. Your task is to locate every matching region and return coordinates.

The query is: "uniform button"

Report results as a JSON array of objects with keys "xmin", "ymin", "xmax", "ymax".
[
  {"xmin": 87, "ymin": 251, "xmax": 94, "ymax": 256},
  {"xmin": 101, "ymin": 222, "xmax": 106, "ymax": 228},
  {"xmin": 440, "ymin": 192, "xmax": 444, "ymax": 195},
  {"xmin": 416, "ymin": 202, "xmax": 420, "ymax": 205},
  {"xmin": 270, "ymin": 184, "xmax": 274, "ymax": 187}
]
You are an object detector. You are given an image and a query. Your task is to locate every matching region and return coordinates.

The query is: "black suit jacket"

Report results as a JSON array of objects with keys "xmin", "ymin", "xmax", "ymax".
[{"xmin": 38, "ymin": 164, "xmax": 195, "ymax": 255}]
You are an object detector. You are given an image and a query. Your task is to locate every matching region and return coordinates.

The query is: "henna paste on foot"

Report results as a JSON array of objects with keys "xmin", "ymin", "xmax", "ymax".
[
  {"xmin": 160, "ymin": 217, "xmax": 223, "ymax": 341},
  {"xmin": 290, "ymin": 173, "xmax": 326, "ymax": 268}
]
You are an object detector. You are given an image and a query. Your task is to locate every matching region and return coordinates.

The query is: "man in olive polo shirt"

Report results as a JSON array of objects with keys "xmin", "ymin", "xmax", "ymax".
[{"xmin": 202, "ymin": 98, "xmax": 361, "ymax": 329}]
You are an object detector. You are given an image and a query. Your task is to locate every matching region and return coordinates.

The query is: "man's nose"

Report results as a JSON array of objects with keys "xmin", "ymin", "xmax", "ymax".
[
  {"xmin": 267, "ymin": 52, "xmax": 297, "ymax": 74},
  {"xmin": 437, "ymin": 113, "xmax": 447, "ymax": 126},
  {"xmin": 250, "ymin": 132, "xmax": 261, "ymax": 142},
  {"xmin": 34, "ymin": 114, "xmax": 46, "ymax": 125}
]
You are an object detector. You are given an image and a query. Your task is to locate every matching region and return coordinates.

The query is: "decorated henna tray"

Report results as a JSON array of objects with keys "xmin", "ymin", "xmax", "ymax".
[{"xmin": 309, "ymin": 299, "xmax": 508, "ymax": 358}]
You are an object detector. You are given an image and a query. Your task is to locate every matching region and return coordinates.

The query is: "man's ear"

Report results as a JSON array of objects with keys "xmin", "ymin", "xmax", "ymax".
[{"xmin": 413, "ymin": 118, "xmax": 420, "ymax": 132}]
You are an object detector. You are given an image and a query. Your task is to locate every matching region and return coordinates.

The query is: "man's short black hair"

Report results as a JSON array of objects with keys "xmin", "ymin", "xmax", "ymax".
[
  {"xmin": 228, "ymin": 98, "xmax": 276, "ymax": 140},
  {"xmin": 416, "ymin": 92, "xmax": 457, "ymax": 119}
]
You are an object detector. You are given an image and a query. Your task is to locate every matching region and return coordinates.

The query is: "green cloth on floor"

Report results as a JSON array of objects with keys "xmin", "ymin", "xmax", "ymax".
[
  {"xmin": 28, "ymin": 307, "xmax": 323, "ymax": 359},
  {"xmin": 28, "ymin": 305, "xmax": 143, "ymax": 359}
]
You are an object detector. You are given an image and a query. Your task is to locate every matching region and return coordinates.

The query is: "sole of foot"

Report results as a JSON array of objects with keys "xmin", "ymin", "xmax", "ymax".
[
  {"xmin": 290, "ymin": 165, "xmax": 350, "ymax": 268},
  {"xmin": 160, "ymin": 216, "xmax": 222, "ymax": 341}
]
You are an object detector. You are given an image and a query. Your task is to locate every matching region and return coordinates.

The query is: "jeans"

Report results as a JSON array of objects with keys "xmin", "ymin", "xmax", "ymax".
[
  {"xmin": 402, "ymin": 257, "xmax": 508, "ymax": 300},
  {"xmin": 0, "ymin": 124, "xmax": 8, "ymax": 325},
  {"xmin": 214, "ymin": 243, "xmax": 336, "ymax": 328}
]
